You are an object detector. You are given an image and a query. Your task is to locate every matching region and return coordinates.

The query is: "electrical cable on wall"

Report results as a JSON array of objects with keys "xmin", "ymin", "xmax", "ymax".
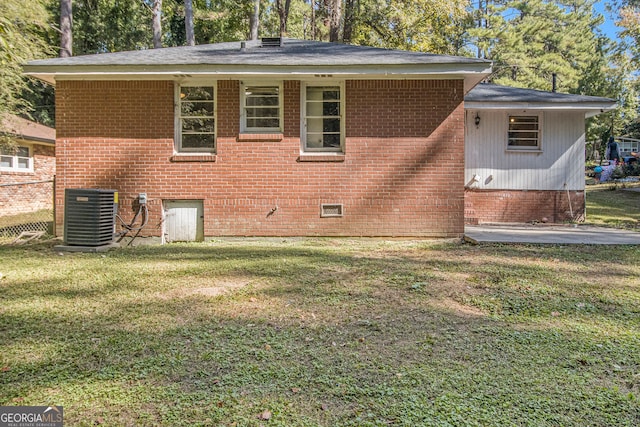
[{"xmin": 116, "ymin": 197, "xmax": 148, "ymax": 245}]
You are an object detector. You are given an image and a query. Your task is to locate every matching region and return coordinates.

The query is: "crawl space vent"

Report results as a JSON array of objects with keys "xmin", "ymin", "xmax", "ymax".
[{"xmin": 321, "ymin": 204, "xmax": 343, "ymax": 218}]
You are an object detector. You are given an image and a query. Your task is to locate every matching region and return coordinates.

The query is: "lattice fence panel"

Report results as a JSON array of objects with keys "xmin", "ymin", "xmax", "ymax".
[{"xmin": 0, "ymin": 209, "xmax": 53, "ymax": 244}]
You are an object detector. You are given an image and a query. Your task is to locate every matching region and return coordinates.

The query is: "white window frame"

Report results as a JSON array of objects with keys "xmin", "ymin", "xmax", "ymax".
[
  {"xmin": 506, "ymin": 112, "xmax": 543, "ymax": 152},
  {"xmin": 301, "ymin": 82, "xmax": 345, "ymax": 153},
  {"xmin": 0, "ymin": 144, "xmax": 33, "ymax": 172},
  {"xmin": 619, "ymin": 139, "xmax": 639, "ymax": 154},
  {"xmin": 175, "ymin": 84, "xmax": 216, "ymax": 153},
  {"xmin": 240, "ymin": 82, "xmax": 283, "ymax": 133}
]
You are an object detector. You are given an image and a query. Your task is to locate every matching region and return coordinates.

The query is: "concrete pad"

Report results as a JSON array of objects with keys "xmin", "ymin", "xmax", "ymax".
[
  {"xmin": 465, "ymin": 224, "xmax": 640, "ymax": 245},
  {"xmin": 54, "ymin": 243, "xmax": 120, "ymax": 252}
]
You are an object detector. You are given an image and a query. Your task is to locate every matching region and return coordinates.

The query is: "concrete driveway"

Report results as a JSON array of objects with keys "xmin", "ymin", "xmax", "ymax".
[{"xmin": 465, "ymin": 224, "xmax": 640, "ymax": 245}]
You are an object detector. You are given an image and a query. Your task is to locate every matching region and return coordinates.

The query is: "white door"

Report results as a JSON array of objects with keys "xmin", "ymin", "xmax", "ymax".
[{"xmin": 164, "ymin": 200, "xmax": 204, "ymax": 242}]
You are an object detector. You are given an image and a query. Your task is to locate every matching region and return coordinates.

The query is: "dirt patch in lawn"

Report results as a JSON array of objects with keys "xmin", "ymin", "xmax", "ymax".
[{"xmin": 192, "ymin": 278, "xmax": 252, "ymax": 297}]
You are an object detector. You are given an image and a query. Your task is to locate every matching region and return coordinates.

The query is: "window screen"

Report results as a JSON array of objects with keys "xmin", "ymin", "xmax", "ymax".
[
  {"xmin": 305, "ymin": 86, "xmax": 342, "ymax": 152},
  {"xmin": 508, "ymin": 116, "xmax": 540, "ymax": 149},
  {"xmin": 179, "ymin": 86, "xmax": 215, "ymax": 152},
  {"xmin": 244, "ymin": 86, "xmax": 281, "ymax": 131}
]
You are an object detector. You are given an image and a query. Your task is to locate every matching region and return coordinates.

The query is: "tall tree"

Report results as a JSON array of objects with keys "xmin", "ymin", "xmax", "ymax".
[
  {"xmin": 473, "ymin": 0, "xmax": 604, "ymax": 93},
  {"xmin": 350, "ymin": 0, "xmax": 470, "ymax": 54},
  {"xmin": 184, "ymin": 0, "xmax": 195, "ymax": 45},
  {"xmin": 153, "ymin": 0, "xmax": 162, "ymax": 48},
  {"xmin": 60, "ymin": 0, "xmax": 73, "ymax": 57},
  {"xmin": 584, "ymin": 45, "xmax": 638, "ymax": 147},
  {"xmin": 616, "ymin": 0, "xmax": 640, "ymax": 60},
  {"xmin": 0, "ymin": 0, "xmax": 52, "ymax": 119},
  {"xmin": 65, "ymin": 0, "xmax": 153, "ymax": 54},
  {"xmin": 611, "ymin": 0, "xmax": 640, "ymax": 138},
  {"xmin": 188, "ymin": 0, "xmax": 251, "ymax": 44},
  {"xmin": 276, "ymin": 0, "xmax": 292, "ymax": 36}
]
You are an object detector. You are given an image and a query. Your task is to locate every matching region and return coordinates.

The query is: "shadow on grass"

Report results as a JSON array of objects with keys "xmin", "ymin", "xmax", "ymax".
[{"xmin": 1, "ymin": 240, "xmax": 639, "ymax": 426}]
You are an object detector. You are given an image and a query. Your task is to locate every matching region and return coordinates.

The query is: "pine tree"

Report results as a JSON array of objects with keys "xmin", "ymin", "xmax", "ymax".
[{"xmin": 477, "ymin": 0, "xmax": 603, "ymax": 93}]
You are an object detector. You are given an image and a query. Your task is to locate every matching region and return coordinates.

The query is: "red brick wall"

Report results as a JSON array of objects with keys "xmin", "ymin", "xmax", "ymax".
[
  {"xmin": 465, "ymin": 189, "xmax": 586, "ymax": 224},
  {"xmin": 0, "ymin": 143, "xmax": 55, "ymax": 216},
  {"xmin": 55, "ymin": 79, "xmax": 465, "ymax": 237}
]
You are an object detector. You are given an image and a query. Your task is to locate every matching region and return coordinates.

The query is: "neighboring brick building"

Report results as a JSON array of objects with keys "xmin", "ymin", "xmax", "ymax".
[
  {"xmin": 25, "ymin": 38, "xmax": 491, "ymax": 240},
  {"xmin": 0, "ymin": 115, "xmax": 55, "ymax": 217}
]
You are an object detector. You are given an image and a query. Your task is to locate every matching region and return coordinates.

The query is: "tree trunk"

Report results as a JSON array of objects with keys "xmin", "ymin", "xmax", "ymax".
[
  {"xmin": 153, "ymin": 0, "xmax": 162, "ymax": 49},
  {"xmin": 249, "ymin": 0, "xmax": 260, "ymax": 40},
  {"xmin": 185, "ymin": 0, "xmax": 195, "ymax": 46},
  {"xmin": 329, "ymin": 0, "xmax": 341, "ymax": 42},
  {"xmin": 311, "ymin": 0, "xmax": 316, "ymax": 40},
  {"xmin": 276, "ymin": 0, "xmax": 292, "ymax": 36},
  {"xmin": 342, "ymin": 0, "xmax": 357, "ymax": 44},
  {"xmin": 60, "ymin": 0, "xmax": 72, "ymax": 57}
]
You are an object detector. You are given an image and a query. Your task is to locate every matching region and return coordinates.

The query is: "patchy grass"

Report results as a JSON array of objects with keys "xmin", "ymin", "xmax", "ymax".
[
  {"xmin": 0, "ymin": 209, "xmax": 53, "ymax": 229},
  {"xmin": 586, "ymin": 182, "xmax": 640, "ymax": 229},
  {"xmin": 1, "ymin": 239, "xmax": 639, "ymax": 426}
]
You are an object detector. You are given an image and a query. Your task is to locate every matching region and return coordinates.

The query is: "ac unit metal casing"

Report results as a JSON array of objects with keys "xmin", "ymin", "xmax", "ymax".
[{"xmin": 64, "ymin": 189, "xmax": 118, "ymax": 246}]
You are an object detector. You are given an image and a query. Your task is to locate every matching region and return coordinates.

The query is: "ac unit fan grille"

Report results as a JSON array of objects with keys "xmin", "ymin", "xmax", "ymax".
[{"xmin": 64, "ymin": 189, "xmax": 118, "ymax": 246}]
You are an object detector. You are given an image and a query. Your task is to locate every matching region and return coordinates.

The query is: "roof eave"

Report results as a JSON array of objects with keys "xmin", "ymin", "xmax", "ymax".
[
  {"xmin": 1, "ymin": 133, "xmax": 56, "ymax": 145},
  {"xmin": 465, "ymin": 101, "xmax": 617, "ymax": 117},
  {"xmin": 24, "ymin": 63, "xmax": 492, "ymax": 91}
]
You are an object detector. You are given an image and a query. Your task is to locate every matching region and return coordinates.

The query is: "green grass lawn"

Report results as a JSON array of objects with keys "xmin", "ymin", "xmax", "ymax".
[
  {"xmin": 1, "ymin": 239, "xmax": 639, "ymax": 426},
  {"xmin": 586, "ymin": 182, "xmax": 640, "ymax": 229}
]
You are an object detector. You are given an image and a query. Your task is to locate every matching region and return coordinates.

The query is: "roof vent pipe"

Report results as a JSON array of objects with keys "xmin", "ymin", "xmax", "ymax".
[
  {"xmin": 552, "ymin": 73, "xmax": 557, "ymax": 93},
  {"xmin": 240, "ymin": 41, "xmax": 247, "ymax": 52}
]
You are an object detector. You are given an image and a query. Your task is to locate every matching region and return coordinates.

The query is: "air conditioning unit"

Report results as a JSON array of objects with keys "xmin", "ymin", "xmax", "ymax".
[{"xmin": 64, "ymin": 189, "xmax": 118, "ymax": 246}]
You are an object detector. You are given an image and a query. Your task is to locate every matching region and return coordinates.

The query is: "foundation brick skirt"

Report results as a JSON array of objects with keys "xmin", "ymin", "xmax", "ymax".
[{"xmin": 464, "ymin": 189, "xmax": 585, "ymax": 225}]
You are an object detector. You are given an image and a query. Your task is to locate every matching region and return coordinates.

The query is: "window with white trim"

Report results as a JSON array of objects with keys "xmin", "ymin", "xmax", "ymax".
[
  {"xmin": 177, "ymin": 85, "xmax": 215, "ymax": 152},
  {"xmin": 0, "ymin": 145, "xmax": 32, "ymax": 171},
  {"xmin": 303, "ymin": 85, "xmax": 343, "ymax": 152},
  {"xmin": 241, "ymin": 84, "xmax": 282, "ymax": 132},
  {"xmin": 507, "ymin": 115, "xmax": 541, "ymax": 150}
]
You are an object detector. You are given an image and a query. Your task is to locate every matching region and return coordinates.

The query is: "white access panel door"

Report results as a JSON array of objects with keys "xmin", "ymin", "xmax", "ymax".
[{"xmin": 164, "ymin": 200, "xmax": 204, "ymax": 242}]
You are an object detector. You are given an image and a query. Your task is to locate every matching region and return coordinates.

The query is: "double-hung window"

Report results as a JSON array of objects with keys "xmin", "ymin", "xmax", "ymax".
[
  {"xmin": 507, "ymin": 115, "xmax": 541, "ymax": 151},
  {"xmin": 177, "ymin": 85, "xmax": 215, "ymax": 152},
  {"xmin": 303, "ymin": 85, "xmax": 343, "ymax": 152},
  {"xmin": 0, "ymin": 145, "xmax": 32, "ymax": 171},
  {"xmin": 242, "ymin": 84, "xmax": 282, "ymax": 132}
]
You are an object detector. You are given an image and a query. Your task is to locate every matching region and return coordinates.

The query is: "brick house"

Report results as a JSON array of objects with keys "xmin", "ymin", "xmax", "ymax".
[
  {"xmin": 1, "ymin": 115, "xmax": 55, "ymax": 217},
  {"xmin": 464, "ymin": 84, "xmax": 616, "ymax": 224},
  {"xmin": 24, "ymin": 38, "xmax": 491, "ymax": 240}
]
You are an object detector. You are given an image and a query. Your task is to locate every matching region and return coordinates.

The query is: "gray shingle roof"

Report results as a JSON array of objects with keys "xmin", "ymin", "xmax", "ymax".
[
  {"xmin": 26, "ymin": 38, "xmax": 490, "ymax": 67},
  {"xmin": 466, "ymin": 83, "xmax": 614, "ymax": 104},
  {"xmin": 24, "ymin": 38, "xmax": 492, "ymax": 92}
]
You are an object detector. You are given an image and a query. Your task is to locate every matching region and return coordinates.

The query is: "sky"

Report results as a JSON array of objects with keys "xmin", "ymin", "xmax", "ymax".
[{"xmin": 595, "ymin": 0, "xmax": 621, "ymax": 41}]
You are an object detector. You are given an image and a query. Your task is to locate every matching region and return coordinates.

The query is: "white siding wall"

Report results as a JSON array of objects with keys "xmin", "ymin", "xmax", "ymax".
[{"xmin": 465, "ymin": 109, "xmax": 586, "ymax": 191}]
